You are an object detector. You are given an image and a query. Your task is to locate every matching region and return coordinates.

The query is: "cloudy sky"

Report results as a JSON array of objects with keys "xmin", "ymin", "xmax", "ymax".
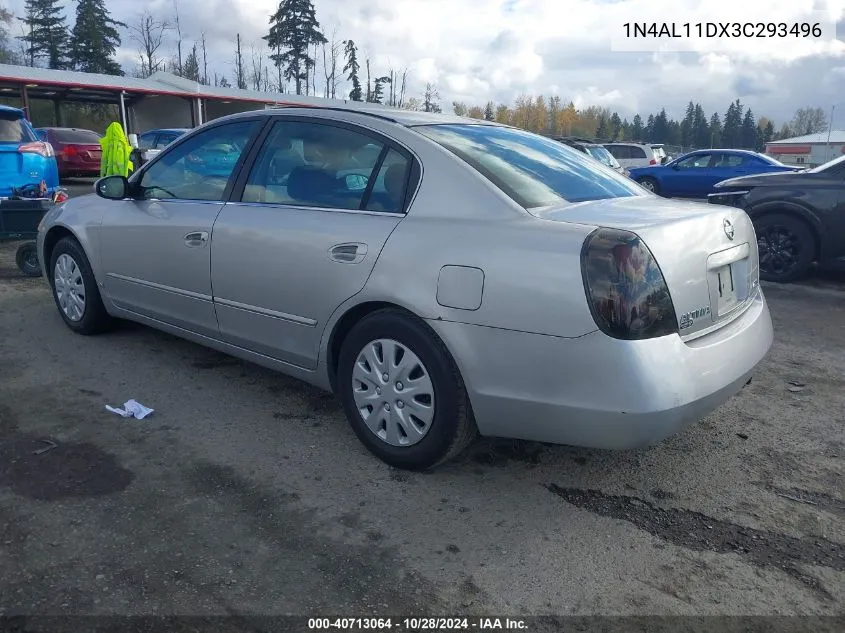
[{"xmin": 6, "ymin": 0, "xmax": 845, "ymax": 125}]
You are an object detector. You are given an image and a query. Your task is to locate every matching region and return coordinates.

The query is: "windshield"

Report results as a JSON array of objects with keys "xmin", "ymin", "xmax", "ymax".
[
  {"xmin": 415, "ymin": 124, "xmax": 644, "ymax": 208},
  {"xmin": 52, "ymin": 128, "xmax": 102, "ymax": 144},
  {"xmin": 808, "ymin": 154, "xmax": 845, "ymax": 173},
  {"xmin": 586, "ymin": 145, "xmax": 620, "ymax": 168},
  {"xmin": 0, "ymin": 112, "xmax": 36, "ymax": 143}
]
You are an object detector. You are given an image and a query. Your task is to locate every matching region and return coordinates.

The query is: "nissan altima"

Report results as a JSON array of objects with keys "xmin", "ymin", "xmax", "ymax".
[{"xmin": 37, "ymin": 106, "xmax": 773, "ymax": 470}]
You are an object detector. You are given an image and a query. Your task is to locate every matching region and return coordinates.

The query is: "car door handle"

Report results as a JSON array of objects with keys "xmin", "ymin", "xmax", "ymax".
[
  {"xmin": 184, "ymin": 231, "xmax": 209, "ymax": 247},
  {"xmin": 329, "ymin": 242, "xmax": 368, "ymax": 264}
]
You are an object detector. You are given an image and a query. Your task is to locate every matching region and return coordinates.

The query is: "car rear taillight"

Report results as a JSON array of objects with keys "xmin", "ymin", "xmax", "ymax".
[
  {"xmin": 64, "ymin": 145, "xmax": 78, "ymax": 157},
  {"xmin": 18, "ymin": 141, "xmax": 55, "ymax": 158},
  {"xmin": 581, "ymin": 228, "xmax": 678, "ymax": 340},
  {"xmin": 649, "ymin": 158, "xmax": 657, "ymax": 165}
]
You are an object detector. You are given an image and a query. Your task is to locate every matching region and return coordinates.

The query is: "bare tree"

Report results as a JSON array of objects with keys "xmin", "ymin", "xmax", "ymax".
[
  {"xmin": 173, "ymin": 0, "xmax": 183, "ymax": 76},
  {"xmin": 398, "ymin": 68, "xmax": 408, "ymax": 108},
  {"xmin": 249, "ymin": 43, "xmax": 264, "ymax": 91},
  {"xmin": 234, "ymin": 33, "xmax": 247, "ymax": 90},
  {"xmin": 321, "ymin": 27, "xmax": 342, "ymax": 99},
  {"xmin": 130, "ymin": 11, "xmax": 170, "ymax": 78},
  {"xmin": 200, "ymin": 32, "xmax": 208, "ymax": 84},
  {"xmin": 423, "ymin": 82, "xmax": 441, "ymax": 113}
]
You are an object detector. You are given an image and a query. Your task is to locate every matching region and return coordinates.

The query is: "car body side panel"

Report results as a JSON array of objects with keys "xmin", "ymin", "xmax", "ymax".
[{"xmin": 210, "ymin": 203, "xmax": 403, "ymax": 370}]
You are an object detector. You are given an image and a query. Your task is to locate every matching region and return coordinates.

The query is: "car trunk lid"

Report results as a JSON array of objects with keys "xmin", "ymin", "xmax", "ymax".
[{"xmin": 530, "ymin": 195, "xmax": 760, "ymax": 339}]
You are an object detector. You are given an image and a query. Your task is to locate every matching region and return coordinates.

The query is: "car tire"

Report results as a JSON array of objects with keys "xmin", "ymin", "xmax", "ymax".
[
  {"xmin": 15, "ymin": 242, "xmax": 41, "ymax": 277},
  {"xmin": 337, "ymin": 309, "xmax": 478, "ymax": 470},
  {"xmin": 638, "ymin": 177, "xmax": 660, "ymax": 195},
  {"xmin": 754, "ymin": 213, "xmax": 816, "ymax": 283},
  {"xmin": 49, "ymin": 236, "xmax": 113, "ymax": 335}
]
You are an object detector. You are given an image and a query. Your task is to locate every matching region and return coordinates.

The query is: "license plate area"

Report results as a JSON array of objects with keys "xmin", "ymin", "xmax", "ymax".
[{"xmin": 714, "ymin": 263, "xmax": 738, "ymax": 315}]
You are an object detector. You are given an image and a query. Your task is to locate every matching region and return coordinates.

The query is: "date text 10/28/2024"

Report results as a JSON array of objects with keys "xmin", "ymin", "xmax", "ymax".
[
  {"xmin": 307, "ymin": 618, "xmax": 528, "ymax": 631},
  {"xmin": 623, "ymin": 22, "xmax": 823, "ymax": 38}
]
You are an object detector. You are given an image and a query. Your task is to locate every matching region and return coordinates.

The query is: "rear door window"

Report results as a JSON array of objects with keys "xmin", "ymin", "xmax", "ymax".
[
  {"xmin": 0, "ymin": 112, "xmax": 36, "ymax": 143},
  {"xmin": 712, "ymin": 153, "xmax": 745, "ymax": 167},
  {"xmin": 605, "ymin": 145, "xmax": 628, "ymax": 159},
  {"xmin": 630, "ymin": 146, "xmax": 648, "ymax": 159}
]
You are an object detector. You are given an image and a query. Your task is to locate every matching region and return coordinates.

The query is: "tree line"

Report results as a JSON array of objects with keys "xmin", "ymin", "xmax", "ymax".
[{"xmin": 453, "ymin": 98, "xmax": 831, "ymax": 151}]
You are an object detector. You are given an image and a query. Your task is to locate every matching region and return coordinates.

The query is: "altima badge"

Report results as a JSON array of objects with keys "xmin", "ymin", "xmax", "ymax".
[{"xmin": 723, "ymin": 218, "xmax": 735, "ymax": 240}]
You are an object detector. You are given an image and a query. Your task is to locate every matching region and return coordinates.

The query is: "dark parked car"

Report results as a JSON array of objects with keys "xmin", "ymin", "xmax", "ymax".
[
  {"xmin": 36, "ymin": 127, "xmax": 102, "ymax": 178},
  {"xmin": 709, "ymin": 154, "xmax": 845, "ymax": 282},
  {"xmin": 631, "ymin": 149, "xmax": 799, "ymax": 198}
]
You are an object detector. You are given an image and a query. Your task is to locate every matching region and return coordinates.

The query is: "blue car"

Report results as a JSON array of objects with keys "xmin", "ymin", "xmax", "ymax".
[
  {"xmin": 0, "ymin": 105, "xmax": 60, "ymax": 198},
  {"xmin": 629, "ymin": 149, "xmax": 799, "ymax": 198}
]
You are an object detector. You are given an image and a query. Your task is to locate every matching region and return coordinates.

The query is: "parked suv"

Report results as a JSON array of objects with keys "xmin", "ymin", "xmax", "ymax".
[
  {"xmin": 604, "ymin": 142, "xmax": 667, "ymax": 169},
  {"xmin": 0, "ymin": 105, "xmax": 59, "ymax": 198}
]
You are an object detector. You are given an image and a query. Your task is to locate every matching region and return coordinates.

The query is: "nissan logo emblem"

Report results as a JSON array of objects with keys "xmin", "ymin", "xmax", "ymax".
[{"xmin": 723, "ymin": 218, "xmax": 735, "ymax": 240}]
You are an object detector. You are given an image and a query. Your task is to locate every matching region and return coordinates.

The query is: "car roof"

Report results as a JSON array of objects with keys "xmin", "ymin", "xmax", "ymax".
[
  {"xmin": 686, "ymin": 148, "xmax": 761, "ymax": 156},
  {"xmin": 218, "ymin": 105, "xmax": 502, "ymax": 129},
  {"xmin": 36, "ymin": 126, "xmax": 99, "ymax": 132},
  {"xmin": 144, "ymin": 128, "xmax": 191, "ymax": 133},
  {"xmin": 604, "ymin": 141, "xmax": 651, "ymax": 147}
]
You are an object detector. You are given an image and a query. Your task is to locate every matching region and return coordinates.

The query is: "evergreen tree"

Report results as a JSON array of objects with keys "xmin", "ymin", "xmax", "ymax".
[
  {"xmin": 680, "ymin": 101, "xmax": 695, "ymax": 147},
  {"xmin": 484, "ymin": 101, "xmax": 495, "ymax": 121},
  {"xmin": 709, "ymin": 112, "xmax": 722, "ymax": 147},
  {"xmin": 740, "ymin": 108, "xmax": 757, "ymax": 149},
  {"xmin": 182, "ymin": 44, "xmax": 200, "ymax": 82},
  {"xmin": 69, "ymin": 0, "xmax": 125, "ymax": 75},
  {"xmin": 372, "ymin": 75, "xmax": 390, "ymax": 104},
  {"xmin": 595, "ymin": 116, "xmax": 609, "ymax": 140},
  {"xmin": 264, "ymin": 0, "xmax": 327, "ymax": 96},
  {"xmin": 342, "ymin": 39, "xmax": 362, "ymax": 101},
  {"xmin": 19, "ymin": 0, "xmax": 67, "ymax": 68},
  {"xmin": 609, "ymin": 112, "xmax": 622, "ymax": 140},
  {"xmin": 757, "ymin": 120, "xmax": 774, "ymax": 152},
  {"xmin": 631, "ymin": 114, "xmax": 643, "ymax": 141},
  {"xmin": 652, "ymin": 108, "xmax": 669, "ymax": 143},
  {"xmin": 692, "ymin": 104, "xmax": 709, "ymax": 148},
  {"xmin": 722, "ymin": 99, "xmax": 743, "ymax": 148},
  {"xmin": 645, "ymin": 114, "xmax": 655, "ymax": 140}
]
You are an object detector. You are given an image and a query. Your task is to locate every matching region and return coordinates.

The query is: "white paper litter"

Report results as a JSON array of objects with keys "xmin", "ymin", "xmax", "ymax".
[{"xmin": 105, "ymin": 399, "xmax": 154, "ymax": 419}]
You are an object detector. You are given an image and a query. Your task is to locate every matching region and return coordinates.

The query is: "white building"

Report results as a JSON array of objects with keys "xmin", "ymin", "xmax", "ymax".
[{"xmin": 765, "ymin": 131, "xmax": 845, "ymax": 168}]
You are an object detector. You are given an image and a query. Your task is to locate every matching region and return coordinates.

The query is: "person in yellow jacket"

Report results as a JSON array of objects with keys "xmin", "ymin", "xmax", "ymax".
[{"xmin": 99, "ymin": 121, "xmax": 134, "ymax": 177}]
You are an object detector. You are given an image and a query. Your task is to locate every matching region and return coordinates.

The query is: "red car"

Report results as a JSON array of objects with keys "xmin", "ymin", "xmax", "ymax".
[{"xmin": 35, "ymin": 127, "xmax": 102, "ymax": 178}]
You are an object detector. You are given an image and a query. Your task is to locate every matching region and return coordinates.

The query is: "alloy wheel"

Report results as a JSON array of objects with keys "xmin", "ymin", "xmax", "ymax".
[{"xmin": 758, "ymin": 225, "xmax": 802, "ymax": 277}]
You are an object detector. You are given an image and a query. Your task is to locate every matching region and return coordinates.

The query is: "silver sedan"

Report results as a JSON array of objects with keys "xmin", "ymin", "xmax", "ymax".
[{"xmin": 37, "ymin": 106, "xmax": 773, "ymax": 470}]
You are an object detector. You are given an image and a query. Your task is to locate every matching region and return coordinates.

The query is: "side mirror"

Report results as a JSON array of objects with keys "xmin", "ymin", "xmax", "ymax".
[
  {"xmin": 128, "ymin": 134, "xmax": 139, "ymax": 149},
  {"xmin": 96, "ymin": 175, "xmax": 130, "ymax": 200},
  {"xmin": 345, "ymin": 173, "xmax": 368, "ymax": 191}
]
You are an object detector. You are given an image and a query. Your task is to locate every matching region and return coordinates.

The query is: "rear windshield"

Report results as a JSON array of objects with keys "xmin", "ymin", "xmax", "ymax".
[
  {"xmin": 52, "ymin": 128, "xmax": 102, "ymax": 143},
  {"xmin": 0, "ymin": 112, "xmax": 36, "ymax": 143},
  {"xmin": 415, "ymin": 124, "xmax": 644, "ymax": 208}
]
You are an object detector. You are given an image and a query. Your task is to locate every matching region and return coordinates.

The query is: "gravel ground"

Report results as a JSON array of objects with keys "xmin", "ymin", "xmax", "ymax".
[{"xmin": 0, "ymin": 234, "xmax": 842, "ymax": 625}]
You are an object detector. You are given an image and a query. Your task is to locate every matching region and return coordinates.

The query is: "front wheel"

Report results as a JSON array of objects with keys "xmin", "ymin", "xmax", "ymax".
[
  {"xmin": 337, "ymin": 309, "xmax": 477, "ymax": 470},
  {"xmin": 754, "ymin": 214, "xmax": 816, "ymax": 283},
  {"xmin": 49, "ymin": 237, "xmax": 113, "ymax": 334},
  {"xmin": 15, "ymin": 242, "xmax": 41, "ymax": 277},
  {"xmin": 638, "ymin": 177, "xmax": 660, "ymax": 195}
]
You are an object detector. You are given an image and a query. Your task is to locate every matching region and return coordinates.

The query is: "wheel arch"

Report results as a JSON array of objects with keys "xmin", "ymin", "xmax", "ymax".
[
  {"xmin": 747, "ymin": 203, "xmax": 822, "ymax": 261},
  {"xmin": 42, "ymin": 225, "xmax": 80, "ymax": 281},
  {"xmin": 325, "ymin": 300, "xmax": 427, "ymax": 392}
]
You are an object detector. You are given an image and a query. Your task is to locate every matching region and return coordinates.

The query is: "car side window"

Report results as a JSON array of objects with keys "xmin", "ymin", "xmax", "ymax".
[
  {"xmin": 155, "ymin": 133, "xmax": 180, "ymax": 149},
  {"xmin": 241, "ymin": 120, "xmax": 391, "ymax": 211},
  {"xmin": 364, "ymin": 149, "xmax": 411, "ymax": 213},
  {"xmin": 712, "ymin": 153, "xmax": 745, "ymax": 167},
  {"xmin": 606, "ymin": 145, "xmax": 627, "ymax": 159},
  {"xmin": 675, "ymin": 153, "xmax": 712, "ymax": 169},
  {"xmin": 139, "ymin": 120, "xmax": 259, "ymax": 202},
  {"xmin": 138, "ymin": 132, "xmax": 156, "ymax": 150},
  {"xmin": 631, "ymin": 146, "xmax": 647, "ymax": 159}
]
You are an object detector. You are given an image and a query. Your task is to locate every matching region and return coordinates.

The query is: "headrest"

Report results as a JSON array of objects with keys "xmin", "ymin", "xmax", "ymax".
[
  {"xmin": 287, "ymin": 166, "xmax": 337, "ymax": 202},
  {"xmin": 384, "ymin": 163, "xmax": 407, "ymax": 198}
]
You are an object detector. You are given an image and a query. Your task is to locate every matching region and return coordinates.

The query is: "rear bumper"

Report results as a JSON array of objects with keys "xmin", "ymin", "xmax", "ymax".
[{"xmin": 427, "ymin": 287, "xmax": 773, "ymax": 449}]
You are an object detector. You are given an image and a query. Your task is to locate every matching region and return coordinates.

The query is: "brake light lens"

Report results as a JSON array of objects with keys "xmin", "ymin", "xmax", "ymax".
[
  {"xmin": 581, "ymin": 228, "xmax": 679, "ymax": 340},
  {"xmin": 64, "ymin": 145, "xmax": 78, "ymax": 157},
  {"xmin": 18, "ymin": 141, "xmax": 55, "ymax": 158},
  {"xmin": 649, "ymin": 158, "xmax": 657, "ymax": 165}
]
